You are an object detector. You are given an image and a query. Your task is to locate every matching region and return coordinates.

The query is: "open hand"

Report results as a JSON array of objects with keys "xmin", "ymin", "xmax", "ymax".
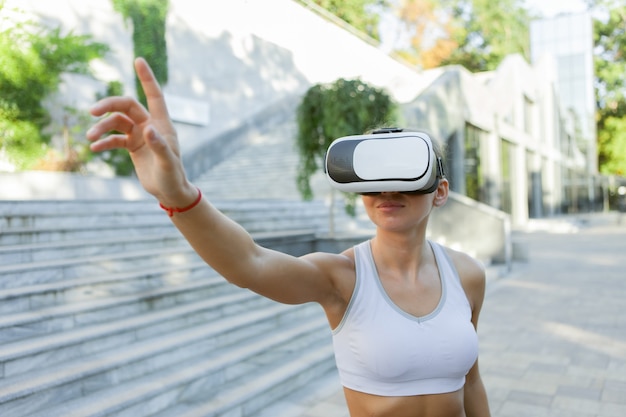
[{"xmin": 87, "ymin": 57, "xmax": 196, "ymax": 207}]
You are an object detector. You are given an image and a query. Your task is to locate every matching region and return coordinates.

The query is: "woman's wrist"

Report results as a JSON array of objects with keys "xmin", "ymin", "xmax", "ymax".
[
  {"xmin": 156, "ymin": 182, "xmax": 200, "ymax": 212},
  {"xmin": 159, "ymin": 186, "xmax": 202, "ymax": 217}
]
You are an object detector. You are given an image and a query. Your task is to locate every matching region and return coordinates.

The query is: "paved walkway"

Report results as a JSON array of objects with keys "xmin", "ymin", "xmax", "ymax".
[{"xmin": 262, "ymin": 212, "xmax": 626, "ymax": 417}]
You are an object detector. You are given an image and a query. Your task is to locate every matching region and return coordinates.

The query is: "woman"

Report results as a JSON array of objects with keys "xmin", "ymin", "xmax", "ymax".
[{"xmin": 87, "ymin": 57, "xmax": 491, "ymax": 417}]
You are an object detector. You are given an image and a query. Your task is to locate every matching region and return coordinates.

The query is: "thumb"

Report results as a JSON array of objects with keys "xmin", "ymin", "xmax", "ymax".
[
  {"xmin": 144, "ymin": 125, "xmax": 171, "ymax": 158},
  {"xmin": 143, "ymin": 125, "xmax": 180, "ymax": 171}
]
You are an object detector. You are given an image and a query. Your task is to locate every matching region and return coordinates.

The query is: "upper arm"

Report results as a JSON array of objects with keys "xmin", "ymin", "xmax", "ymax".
[
  {"xmin": 169, "ymin": 199, "xmax": 352, "ymax": 307},
  {"xmin": 447, "ymin": 248, "xmax": 487, "ymax": 328},
  {"xmin": 235, "ymin": 245, "xmax": 351, "ymax": 307}
]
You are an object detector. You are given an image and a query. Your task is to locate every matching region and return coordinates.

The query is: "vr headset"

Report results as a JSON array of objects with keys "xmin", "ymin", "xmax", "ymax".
[{"xmin": 324, "ymin": 128, "xmax": 444, "ymax": 194}]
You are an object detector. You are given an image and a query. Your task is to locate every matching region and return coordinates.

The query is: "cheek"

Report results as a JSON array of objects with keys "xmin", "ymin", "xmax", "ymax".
[
  {"xmin": 362, "ymin": 200, "xmax": 378, "ymax": 218},
  {"xmin": 361, "ymin": 196, "xmax": 376, "ymax": 209}
]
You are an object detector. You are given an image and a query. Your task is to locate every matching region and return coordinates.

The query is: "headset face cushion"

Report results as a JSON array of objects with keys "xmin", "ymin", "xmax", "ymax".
[{"xmin": 325, "ymin": 131, "xmax": 439, "ymax": 193}]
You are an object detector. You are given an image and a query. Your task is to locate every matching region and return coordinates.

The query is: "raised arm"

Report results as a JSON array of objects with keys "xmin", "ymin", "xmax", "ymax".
[{"xmin": 87, "ymin": 58, "xmax": 341, "ymax": 305}]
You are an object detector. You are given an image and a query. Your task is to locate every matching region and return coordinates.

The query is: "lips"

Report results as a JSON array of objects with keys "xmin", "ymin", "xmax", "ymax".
[{"xmin": 377, "ymin": 200, "xmax": 404, "ymax": 209}]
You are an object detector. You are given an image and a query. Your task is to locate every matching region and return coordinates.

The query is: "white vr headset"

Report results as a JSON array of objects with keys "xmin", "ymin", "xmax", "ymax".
[{"xmin": 324, "ymin": 128, "xmax": 444, "ymax": 194}]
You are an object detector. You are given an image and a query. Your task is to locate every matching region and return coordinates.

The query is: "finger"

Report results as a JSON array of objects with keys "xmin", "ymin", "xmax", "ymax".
[
  {"xmin": 90, "ymin": 96, "xmax": 150, "ymax": 126},
  {"xmin": 86, "ymin": 113, "xmax": 135, "ymax": 141},
  {"xmin": 89, "ymin": 133, "xmax": 133, "ymax": 153},
  {"xmin": 134, "ymin": 57, "xmax": 171, "ymax": 121}
]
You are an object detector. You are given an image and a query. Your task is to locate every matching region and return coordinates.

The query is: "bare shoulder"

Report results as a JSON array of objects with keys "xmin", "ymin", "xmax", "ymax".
[
  {"xmin": 300, "ymin": 247, "xmax": 355, "ymax": 271},
  {"xmin": 299, "ymin": 248, "xmax": 356, "ymax": 287},
  {"xmin": 444, "ymin": 247, "xmax": 485, "ymax": 282},
  {"xmin": 300, "ymin": 247, "xmax": 357, "ymax": 307},
  {"xmin": 442, "ymin": 246, "xmax": 486, "ymax": 311}
]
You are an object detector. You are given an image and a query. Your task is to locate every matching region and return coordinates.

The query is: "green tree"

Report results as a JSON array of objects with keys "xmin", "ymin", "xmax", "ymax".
[
  {"xmin": 0, "ymin": 2, "xmax": 108, "ymax": 170},
  {"xmin": 112, "ymin": 0, "xmax": 169, "ymax": 107},
  {"xmin": 391, "ymin": 0, "xmax": 532, "ymax": 71},
  {"xmin": 591, "ymin": 0, "xmax": 626, "ymax": 176},
  {"xmin": 391, "ymin": 0, "xmax": 460, "ymax": 68},
  {"xmin": 441, "ymin": 0, "xmax": 532, "ymax": 71},
  {"xmin": 295, "ymin": 78, "xmax": 397, "ymax": 215},
  {"xmin": 309, "ymin": 0, "xmax": 388, "ymax": 40}
]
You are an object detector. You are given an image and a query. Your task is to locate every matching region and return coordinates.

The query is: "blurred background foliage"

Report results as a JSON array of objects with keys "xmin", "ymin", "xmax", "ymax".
[
  {"xmin": 0, "ymin": 0, "xmax": 108, "ymax": 170},
  {"xmin": 592, "ymin": 0, "xmax": 626, "ymax": 176}
]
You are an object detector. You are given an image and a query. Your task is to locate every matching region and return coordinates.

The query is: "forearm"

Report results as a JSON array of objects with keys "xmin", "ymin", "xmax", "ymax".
[
  {"xmin": 166, "ymin": 193, "xmax": 261, "ymax": 286},
  {"xmin": 464, "ymin": 376, "xmax": 491, "ymax": 417}
]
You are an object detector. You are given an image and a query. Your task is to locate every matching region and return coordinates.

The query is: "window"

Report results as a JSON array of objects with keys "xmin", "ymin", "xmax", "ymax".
[
  {"xmin": 500, "ymin": 139, "xmax": 514, "ymax": 214},
  {"xmin": 524, "ymin": 95, "xmax": 534, "ymax": 135},
  {"xmin": 464, "ymin": 124, "xmax": 484, "ymax": 202}
]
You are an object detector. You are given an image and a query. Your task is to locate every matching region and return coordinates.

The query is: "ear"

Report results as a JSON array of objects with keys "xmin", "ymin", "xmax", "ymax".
[{"xmin": 432, "ymin": 178, "xmax": 449, "ymax": 207}]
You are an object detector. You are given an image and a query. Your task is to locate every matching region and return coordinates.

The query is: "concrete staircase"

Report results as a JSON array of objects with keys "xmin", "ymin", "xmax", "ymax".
[
  {"xmin": 192, "ymin": 116, "xmax": 334, "ymax": 202},
  {"xmin": 0, "ymin": 196, "xmax": 346, "ymax": 417}
]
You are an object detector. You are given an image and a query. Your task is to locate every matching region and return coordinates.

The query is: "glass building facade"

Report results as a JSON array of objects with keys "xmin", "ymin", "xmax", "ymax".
[{"xmin": 530, "ymin": 13, "xmax": 598, "ymax": 211}]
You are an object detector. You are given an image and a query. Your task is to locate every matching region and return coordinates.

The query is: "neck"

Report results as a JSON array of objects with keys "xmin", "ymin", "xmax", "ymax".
[{"xmin": 370, "ymin": 230, "xmax": 430, "ymax": 274}]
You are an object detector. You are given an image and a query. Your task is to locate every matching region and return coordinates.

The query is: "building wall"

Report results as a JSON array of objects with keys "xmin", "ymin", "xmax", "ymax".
[
  {"xmin": 530, "ymin": 13, "xmax": 596, "ymax": 152},
  {"xmin": 530, "ymin": 13, "xmax": 598, "ymax": 207}
]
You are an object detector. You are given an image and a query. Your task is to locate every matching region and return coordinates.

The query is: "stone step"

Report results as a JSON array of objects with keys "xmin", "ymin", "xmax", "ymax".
[
  {"xmin": 0, "ymin": 288, "xmax": 266, "ymax": 377},
  {"xmin": 0, "ymin": 199, "xmax": 332, "ymax": 245},
  {"xmin": 0, "ymin": 232, "xmax": 183, "ymax": 265},
  {"xmin": 151, "ymin": 343, "xmax": 335, "ymax": 417},
  {"xmin": 0, "ymin": 244, "xmax": 203, "ymax": 287},
  {"xmin": 0, "ymin": 305, "xmax": 328, "ymax": 417},
  {"xmin": 0, "ymin": 200, "xmax": 164, "ymax": 245},
  {"xmin": 0, "ymin": 220, "xmax": 174, "ymax": 246},
  {"xmin": 0, "ymin": 276, "xmax": 230, "ymax": 344},
  {"xmin": 217, "ymin": 201, "xmax": 331, "ymax": 233},
  {"xmin": 233, "ymin": 216, "xmax": 328, "ymax": 235},
  {"xmin": 0, "ymin": 259, "xmax": 210, "ymax": 315},
  {"xmin": 0, "ymin": 209, "xmax": 166, "ymax": 231},
  {"xmin": 0, "ymin": 198, "xmax": 328, "ymax": 220},
  {"xmin": 0, "ymin": 199, "xmax": 155, "ymax": 218},
  {"xmin": 217, "ymin": 200, "xmax": 327, "ymax": 216}
]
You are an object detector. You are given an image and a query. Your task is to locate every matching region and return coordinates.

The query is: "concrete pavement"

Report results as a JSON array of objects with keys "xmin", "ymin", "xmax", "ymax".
[
  {"xmin": 264, "ymin": 212, "xmax": 626, "ymax": 417},
  {"xmin": 480, "ymin": 212, "xmax": 626, "ymax": 417}
]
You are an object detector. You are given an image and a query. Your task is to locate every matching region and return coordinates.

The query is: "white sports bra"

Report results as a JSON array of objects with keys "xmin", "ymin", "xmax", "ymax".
[{"xmin": 331, "ymin": 240, "xmax": 479, "ymax": 396}]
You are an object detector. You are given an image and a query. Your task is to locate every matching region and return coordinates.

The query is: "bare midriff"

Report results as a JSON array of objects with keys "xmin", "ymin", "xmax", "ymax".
[{"xmin": 343, "ymin": 387, "xmax": 465, "ymax": 417}]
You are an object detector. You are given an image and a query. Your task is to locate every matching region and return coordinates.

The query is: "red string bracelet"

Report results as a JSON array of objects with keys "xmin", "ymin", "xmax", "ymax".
[{"xmin": 159, "ymin": 187, "xmax": 202, "ymax": 217}]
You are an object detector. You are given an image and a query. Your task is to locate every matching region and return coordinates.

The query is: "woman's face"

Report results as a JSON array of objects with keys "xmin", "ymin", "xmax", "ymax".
[{"xmin": 361, "ymin": 179, "xmax": 448, "ymax": 233}]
